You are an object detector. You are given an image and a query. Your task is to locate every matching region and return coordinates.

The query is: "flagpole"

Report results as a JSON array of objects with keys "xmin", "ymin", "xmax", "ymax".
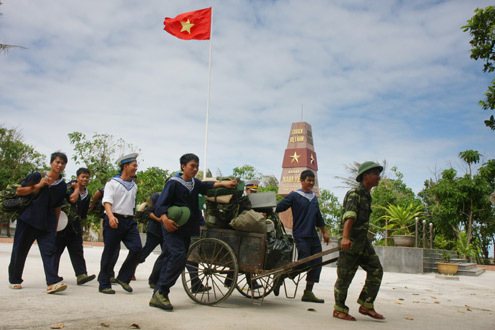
[{"xmin": 203, "ymin": 8, "xmax": 213, "ymax": 180}]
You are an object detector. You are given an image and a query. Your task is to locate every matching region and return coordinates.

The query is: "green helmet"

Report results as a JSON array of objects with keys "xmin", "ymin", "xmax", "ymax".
[{"xmin": 356, "ymin": 161, "xmax": 383, "ymax": 182}]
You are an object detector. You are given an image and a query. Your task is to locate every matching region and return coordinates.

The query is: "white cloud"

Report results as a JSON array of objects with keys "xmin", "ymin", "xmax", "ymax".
[{"xmin": 1, "ymin": 0, "xmax": 494, "ymax": 201}]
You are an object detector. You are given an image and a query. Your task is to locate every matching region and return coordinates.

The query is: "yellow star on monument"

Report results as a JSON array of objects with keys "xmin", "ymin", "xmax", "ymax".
[
  {"xmin": 180, "ymin": 19, "xmax": 194, "ymax": 34},
  {"xmin": 310, "ymin": 154, "xmax": 315, "ymax": 164},
  {"xmin": 290, "ymin": 152, "xmax": 301, "ymax": 163}
]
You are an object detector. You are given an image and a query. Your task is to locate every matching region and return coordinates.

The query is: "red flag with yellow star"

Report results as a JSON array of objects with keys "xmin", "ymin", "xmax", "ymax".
[{"xmin": 164, "ymin": 8, "xmax": 211, "ymax": 40}]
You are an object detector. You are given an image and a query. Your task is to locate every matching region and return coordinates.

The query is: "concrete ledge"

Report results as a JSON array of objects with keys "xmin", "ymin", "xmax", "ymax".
[{"xmin": 374, "ymin": 246, "xmax": 424, "ymax": 274}]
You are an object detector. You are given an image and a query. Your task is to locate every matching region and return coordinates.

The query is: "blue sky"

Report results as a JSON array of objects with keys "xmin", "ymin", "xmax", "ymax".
[{"xmin": 0, "ymin": 0, "xmax": 494, "ymax": 202}]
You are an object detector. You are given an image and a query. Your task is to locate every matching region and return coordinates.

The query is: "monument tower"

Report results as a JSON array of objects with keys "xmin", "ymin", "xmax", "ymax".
[{"xmin": 278, "ymin": 121, "xmax": 319, "ymax": 229}]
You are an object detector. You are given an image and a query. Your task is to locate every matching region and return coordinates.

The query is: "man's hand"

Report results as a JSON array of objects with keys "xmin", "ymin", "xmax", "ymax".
[
  {"xmin": 109, "ymin": 215, "xmax": 119, "ymax": 229},
  {"xmin": 223, "ymin": 180, "xmax": 238, "ymax": 189},
  {"xmin": 71, "ymin": 181, "xmax": 80, "ymax": 189},
  {"xmin": 37, "ymin": 177, "xmax": 50, "ymax": 189},
  {"xmin": 323, "ymin": 232, "xmax": 330, "ymax": 245},
  {"xmin": 340, "ymin": 237, "xmax": 353, "ymax": 250},
  {"xmin": 162, "ymin": 217, "xmax": 178, "ymax": 232}
]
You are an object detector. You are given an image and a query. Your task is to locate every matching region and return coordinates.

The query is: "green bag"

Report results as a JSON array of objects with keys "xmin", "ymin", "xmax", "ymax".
[
  {"xmin": 229, "ymin": 209, "xmax": 266, "ymax": 234},
  {"xmin": 205, "ymin": 179, "xmax": 251, "ymax": 229},
  {"xmin": 0, "ymin": 172, "xmax": 45, "ymax": 221}
]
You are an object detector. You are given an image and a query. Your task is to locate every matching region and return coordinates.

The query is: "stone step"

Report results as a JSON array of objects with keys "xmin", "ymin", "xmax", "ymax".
[
  {"xmin": 458, "ymin": 263, "xmax": 477, "ymax": 270},
  {"xmin": 457, "ymin": 267, "xmax": 486, "ymax": 277}
]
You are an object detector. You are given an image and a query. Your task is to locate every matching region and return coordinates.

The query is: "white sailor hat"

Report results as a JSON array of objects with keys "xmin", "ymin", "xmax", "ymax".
[
  {"xmin": 245, "ymin": 180, "xmax": 260, "ymax": 191},
  {"xmin": 117, "ymin": 153, "xmax": 138, "ymax": 165}
]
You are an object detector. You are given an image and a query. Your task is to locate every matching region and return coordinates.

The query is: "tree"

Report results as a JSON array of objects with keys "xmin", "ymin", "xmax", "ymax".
[
  {"xmin": 232, "ymin": 164, "xmax": 261, "ymax": 181},
  {"xmin": 335, "ymin": 160, "xmax": 387, "ymax": 189},
  {"xmin": 0, "ymin": 126, "xmax": 45, "ymax": 235},
  {"xmin": 419, "ymin": 151, "xmax": 495, "ymax": 263},
  {"xmin": 463, "ymin": 6, "xmax": 495, "ymax": 130},
  {"xmin": 0, "ymin": 1, "xmax": 26, "ymax": 54},
  {"xmin": 68, "ymin": 131, "xmax": 139, "ymax": 190},
  {"xmin": 318, "ymin": 189, "xmax": 342, "ymax": 236},
  {"xmin": 370, "ymin": 166, "xmax": 421, "ymax": 243},
  {"xmin": 0, "ymin": 126, "xmax": 46, "ymax": 190},
  {"xmin": 135, "ymin": 167, "xmax": 171, "ymax": 205},
  {"xmin": 68, "ymin": 131, "xmax": 139, "ymax": 229}
]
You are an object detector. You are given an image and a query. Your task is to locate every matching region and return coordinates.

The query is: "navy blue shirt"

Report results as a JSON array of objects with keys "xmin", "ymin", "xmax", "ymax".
[
  {"xmin": 155, "ymin": 176, "xmax": 214, "ymax": 237},
  {"xmin": 275, "ymin": 190, "xmax": 325, "ymax": 239},
  {"xmin": 19, "ymin": 172, "xmax": 66, "ymax": 232},
  {"xmin": 64, "ymin": 180, "xmax": 90, "ymax": 234}
]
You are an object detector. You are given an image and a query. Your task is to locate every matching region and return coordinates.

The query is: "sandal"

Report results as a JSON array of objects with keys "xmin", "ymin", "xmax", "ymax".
[
  {"xmin": 333, "ymin": 310, "xmax": 356, "ymax": 321},
  {"xmin": 47, "ymin": 282, "xmax": 67, "ymax": 294},
  {"xmin": 359, "ymin": 306, "xmax": 385, "ymax": 319},
  {"xmin": 9, "ymin": 284, "xmax": 22, "ymax": 290}
]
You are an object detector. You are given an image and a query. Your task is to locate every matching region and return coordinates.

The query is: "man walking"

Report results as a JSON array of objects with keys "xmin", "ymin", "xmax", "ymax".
[
  {"xmin": 274, "ymin": 170, "xmax": 330, "ymax": 303},
  {"xmin": 333, "ymin": 161, "xmax": 385, "ymax": 321},
  {"xmin": 97, "ymin": 153, "xmax": 142, "ymax": 294}
]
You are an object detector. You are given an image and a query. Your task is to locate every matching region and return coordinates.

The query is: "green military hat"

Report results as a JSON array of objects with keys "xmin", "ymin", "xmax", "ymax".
[
  {"xmin": 167, "ymin": 206, "xmax": 191, "ymax": 227},
  {"xmin": 356, "ymin": 161, "xmax": 383, "ymax": 182}
]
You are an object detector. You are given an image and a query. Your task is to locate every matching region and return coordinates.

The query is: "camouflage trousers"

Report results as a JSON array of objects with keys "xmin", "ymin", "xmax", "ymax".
[{"xmin": 334, "ymin": 240, "xmax": 383, "ymax": 313}]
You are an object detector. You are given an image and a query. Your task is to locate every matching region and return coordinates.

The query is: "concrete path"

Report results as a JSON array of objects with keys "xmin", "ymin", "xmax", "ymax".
[{"xmin": 0, "ymin": 242, "xmax": 494, "ymax": 329}]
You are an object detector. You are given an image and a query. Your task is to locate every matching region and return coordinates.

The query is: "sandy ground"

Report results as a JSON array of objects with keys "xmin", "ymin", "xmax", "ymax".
[{"xmin": 0, "ymin": 242, "xmax": 494, "ymax": 330}]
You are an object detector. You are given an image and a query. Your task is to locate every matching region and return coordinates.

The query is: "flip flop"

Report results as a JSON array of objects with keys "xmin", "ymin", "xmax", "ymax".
[
  {"xmin": 47, "ymin": 282, "xmax": 67, "ymax": 294},
  {"xmin": 9, "ymin": 284, "xmax": 22, "ymax": 289},
  {"xmin": 333, "ymin": 310, "xmax": 356, "ymax": 321},
  {"xmin": 359, "ymin": 306, "xmax": 385, "ymax": 319}
]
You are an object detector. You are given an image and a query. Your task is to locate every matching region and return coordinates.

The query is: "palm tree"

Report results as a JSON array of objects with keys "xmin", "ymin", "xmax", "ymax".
[
  {"xmin": 335, "ymin": 159, "xmax": 387, "ymax": 189},
  {"xmin": 1, "ymin": 1, "xmax": 26, "ymax": 54}
]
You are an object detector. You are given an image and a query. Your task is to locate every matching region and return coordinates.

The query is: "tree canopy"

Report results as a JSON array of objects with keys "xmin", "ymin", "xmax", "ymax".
[
  {"xmin": 463, "ymin": 6, "xmax": 495, "ymax": 130},
  {"xmin": 0, "ymin": 126, "xmax": 45, "ymax": 190},
  {"xmin": 419, "ymin": 150, "xmax": 495, "ymax": 263}
]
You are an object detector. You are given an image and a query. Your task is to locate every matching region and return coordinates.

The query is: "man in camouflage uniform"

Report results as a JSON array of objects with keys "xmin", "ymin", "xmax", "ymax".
[{"xmin": 333, "ymin": 161, "xmax": 385, "ymax": 321}]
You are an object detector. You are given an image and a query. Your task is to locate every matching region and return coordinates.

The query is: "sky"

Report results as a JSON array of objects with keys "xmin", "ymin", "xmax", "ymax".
[{"xmin": 1, "ymin": 0, "xmax": 494, "ymax": 202}]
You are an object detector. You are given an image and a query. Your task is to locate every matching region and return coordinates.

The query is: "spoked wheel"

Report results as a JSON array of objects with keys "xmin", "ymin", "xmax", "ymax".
[
  {"xmin": 182, "ymin": 238, "xmax": 238, "ymax": 305},
  {"xmin": 235, "ymin": 273, "xmax": 274, "ymax": 299}
]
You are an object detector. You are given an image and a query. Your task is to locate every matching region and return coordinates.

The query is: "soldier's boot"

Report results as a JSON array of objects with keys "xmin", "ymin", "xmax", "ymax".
[
  {"xmin": 77, "ymin": 274, "xmax": 96, "ymax": 285},
  {"xmin": 301, "ymin": 290, "xmax": 325, "ymax": 303},
  {"xmin": 150, "ymin": 291, "xmax": 173, "ymax": 311}
]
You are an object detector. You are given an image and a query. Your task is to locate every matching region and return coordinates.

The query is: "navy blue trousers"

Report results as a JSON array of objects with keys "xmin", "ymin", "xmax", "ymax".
[
  {"xmin": 154, "ymin": 230, "xmax": 190, "ymax": 296},
  {"xmin": 294, "ymin": 236, "xmax": 322, "ymax": 283},
  {"xmin": 9, "ymin": 219, "xmax": 63, "ymax": 285},
  {"xmin": 139, "ymin": 232, "xmax": 162, "ymax": 264},
  {"xmin": 148, "ymin": 241, "xmax": 166, "ymax": 285},
  {"xmin": 98, "ymin": 216, "xmax": 142, "ymax": 290},
  {"xmin": 55, "ymin": 228, "xmax": 88, "ymax": 276}
]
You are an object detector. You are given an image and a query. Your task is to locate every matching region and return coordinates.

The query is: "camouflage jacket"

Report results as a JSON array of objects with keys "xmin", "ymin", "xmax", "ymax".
[{"xmin": 340, "ymin": 183, "xmax": 372, "ymax": 253}]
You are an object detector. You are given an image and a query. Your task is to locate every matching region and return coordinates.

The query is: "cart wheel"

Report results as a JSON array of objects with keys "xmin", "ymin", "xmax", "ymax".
[
  {"xmin": 182, "ymin": 238, "xmax": 238, "ymax": 305},
  {"xmin": 235, "ymin": 273, "xmax": 274, "ymax": 299}
]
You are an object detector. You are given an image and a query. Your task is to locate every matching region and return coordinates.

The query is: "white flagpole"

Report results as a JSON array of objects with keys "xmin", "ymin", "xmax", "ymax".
[{"xmin": 203, "ymin": 8, "xmax": 213, "ymax": 180}]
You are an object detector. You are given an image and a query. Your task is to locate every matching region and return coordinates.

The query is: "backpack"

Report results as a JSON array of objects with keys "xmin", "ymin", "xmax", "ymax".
[
  {"xmin": 0, "ymin": 171, "xmax": 46, "ymax": 221},
  {"xmin": 205, "ymin": 178, "xmax": 251, "ymax": 228}
]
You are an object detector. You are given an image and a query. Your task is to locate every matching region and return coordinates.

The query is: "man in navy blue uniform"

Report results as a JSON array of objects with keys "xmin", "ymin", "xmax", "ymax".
[
  {"xmin": 149, "ymin": 153, "xmax": 237, "ymax": 311},
  {"xmin": 274, "ymin": 169, "xmax": 330, "ymax": 303},
  {"xmin": 8, "ymin": 151, "xmax": 69, "ymax": 293},
  {"xmin": 97, "ymin": 153, "xmax": 142, "ymax": 294},
  {"xmin": 54, "ymin": 167, "xmax": 95, "ymax": 285},
  {"xmin": 136, "ymin": 192, "xmax": 163, "ymax": 288}
]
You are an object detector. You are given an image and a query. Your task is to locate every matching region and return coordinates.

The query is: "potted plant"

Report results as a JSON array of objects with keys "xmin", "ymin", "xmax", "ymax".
[
  {"xmin": 436, "ymin": 251, "xmax": 459, "ymax": 275},
  {"xmin": 378, "ymin": 203, "xmax": 423, "ymax": 247}
]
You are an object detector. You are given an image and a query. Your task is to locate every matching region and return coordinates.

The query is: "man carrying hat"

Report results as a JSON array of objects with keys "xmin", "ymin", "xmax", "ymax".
[
  {"xmin": 333, "ymin": 161, "xmax": 385, "ymax": 321},
  {"xmin": 97, "ymin": 153, "xmax": 143, "ymax": 294},
  {"xmin": 149, "ymin": 153, "xmax": 237, "ymax": 311}
]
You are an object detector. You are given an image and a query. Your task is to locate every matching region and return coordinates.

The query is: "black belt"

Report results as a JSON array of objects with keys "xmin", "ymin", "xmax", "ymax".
[{"xmin": 113, "ymin": 213, "xmax": 134, "ymax": 219}]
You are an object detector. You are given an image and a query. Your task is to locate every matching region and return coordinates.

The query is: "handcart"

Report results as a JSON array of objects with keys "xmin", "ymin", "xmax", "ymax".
[{"xmin": 181, "ymin": 209, "xmax": 339, "ymax": 306}]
